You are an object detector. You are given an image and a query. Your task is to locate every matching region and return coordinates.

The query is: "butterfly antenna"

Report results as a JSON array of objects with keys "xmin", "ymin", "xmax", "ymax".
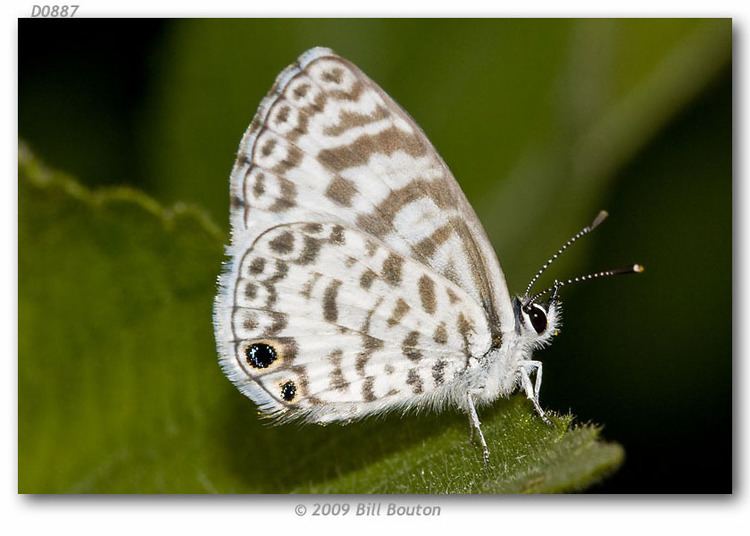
[
  {"xmin": 524, "ymin": 210, "xmax": 610, "ymax": 296},
  {"xmin": 528, "ymin": 264, "xmax": 645, "ymax": 304}
]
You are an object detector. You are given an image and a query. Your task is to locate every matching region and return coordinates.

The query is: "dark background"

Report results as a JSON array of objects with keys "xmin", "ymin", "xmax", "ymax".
[{"xmin": 19, "ymin": 19, "xmax": 732, "ymax": 493}]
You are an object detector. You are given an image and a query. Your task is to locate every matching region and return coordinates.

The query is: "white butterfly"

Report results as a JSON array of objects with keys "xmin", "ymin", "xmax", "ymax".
[{"xmin": 213, "ymin": 47, "xmax": 642, "ymax": 463}]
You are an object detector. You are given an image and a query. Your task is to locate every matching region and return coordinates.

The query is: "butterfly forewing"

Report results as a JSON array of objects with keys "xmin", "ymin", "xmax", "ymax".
[{"xmin": 215, "ymin": 47, "xmax": 512, "ymax": 422}]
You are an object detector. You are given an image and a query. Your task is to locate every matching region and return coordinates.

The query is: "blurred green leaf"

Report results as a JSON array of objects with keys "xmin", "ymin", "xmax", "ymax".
[{"xmin": 19, "ymin": 147, "xmax": 622, "ymax": 493}]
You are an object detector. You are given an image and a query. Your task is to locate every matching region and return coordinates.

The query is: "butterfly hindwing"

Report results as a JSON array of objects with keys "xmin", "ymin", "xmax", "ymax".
[{"xmin": 218, "ymin": 222, "xmax": 492, "ymax": 422}]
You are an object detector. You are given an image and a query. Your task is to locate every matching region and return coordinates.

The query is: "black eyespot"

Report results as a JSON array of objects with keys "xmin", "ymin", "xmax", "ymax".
[
  {"xmin": 245, "ymin": 342, "xmax": 277, "ymax": 369},
  {"xmin": 525, "ymin": 304, "xmax": 548, "ymax": 335},
  {"xmin": 280, "ymin": 380, "xmax": 296, "ymax": 401}
]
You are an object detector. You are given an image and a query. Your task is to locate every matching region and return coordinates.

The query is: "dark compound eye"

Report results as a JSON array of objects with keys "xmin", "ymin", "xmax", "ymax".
[
  {"xmin": 245, "ymin": 342, "xmax": 277, "ymax": 369},
  {"xmin": 280, "ymin": 380, "xmax": 296, "ymax": 401},
  {"xmin": 526, "ymin": 304, "xmax": 548, "ymax": 335}
]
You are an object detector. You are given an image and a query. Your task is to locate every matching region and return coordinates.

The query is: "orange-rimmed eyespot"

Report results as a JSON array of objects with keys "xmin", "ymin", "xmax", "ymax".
[
  {"xmin": 245, "ymin": 342, "xmax": 277, "ymax": 369},
  {"xmin": 237, "ymin": 338, "xmax": 298, "ymax": 376},
  {"xmin": 280, "ymin": 380, "xmax": 297, "ymax": 402}
]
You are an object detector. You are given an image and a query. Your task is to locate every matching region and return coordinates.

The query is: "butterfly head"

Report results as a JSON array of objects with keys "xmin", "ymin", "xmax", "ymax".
[{"xmin": 513, "ymin": 295, "xmax": 561, "ymax": 348}]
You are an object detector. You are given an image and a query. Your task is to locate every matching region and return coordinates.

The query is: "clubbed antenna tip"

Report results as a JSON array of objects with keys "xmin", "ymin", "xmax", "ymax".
[{"xmin": 591, "ymin": 210, "xmax": 609, "ymax": 230}]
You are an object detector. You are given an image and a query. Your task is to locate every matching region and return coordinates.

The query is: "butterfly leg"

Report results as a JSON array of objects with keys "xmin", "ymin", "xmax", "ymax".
[
  {"xmin": 520, "ymin": 362, "xmax": 551, "ymax": 425},
  {"xmin": 465, "ymin": 393, "xmax": 490, "ymax": 465}
]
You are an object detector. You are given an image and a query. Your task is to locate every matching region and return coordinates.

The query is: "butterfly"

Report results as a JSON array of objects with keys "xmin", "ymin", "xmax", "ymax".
[{"xmin": 213, "ymin": 47, "xmax": 642, "ymax": 463}]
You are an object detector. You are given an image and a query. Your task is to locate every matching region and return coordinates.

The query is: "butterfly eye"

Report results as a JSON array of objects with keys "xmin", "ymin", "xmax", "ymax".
[
  {"xmin": 245, "ymin": 342, "xmax": 277, "ymax": 369},
  {"xmin": 525, "ymin": 304, "xmax": 548, "ymax": 335}
]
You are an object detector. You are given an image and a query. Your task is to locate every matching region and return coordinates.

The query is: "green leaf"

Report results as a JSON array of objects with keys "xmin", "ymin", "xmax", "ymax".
[{"xmin": 19, "ymin": 147, "xmax": 622, "ymax": 493}]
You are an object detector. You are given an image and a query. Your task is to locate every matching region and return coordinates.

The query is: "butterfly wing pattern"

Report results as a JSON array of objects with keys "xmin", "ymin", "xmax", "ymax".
[{"xmin": 214, "ymin": 47, "xmax": 515, "ymax": 425}]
